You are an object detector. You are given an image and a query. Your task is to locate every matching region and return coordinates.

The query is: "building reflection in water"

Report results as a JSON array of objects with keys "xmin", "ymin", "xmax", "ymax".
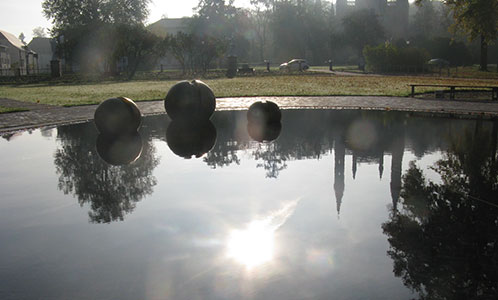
[
  {"xmin": 201, "ymin": 110, "xmax": 457, "ymax": 217},
  {"xmin": 333, "ymin": 132, "xmax": 345, "ymax": 216},
  {"xmin": 330, "ymin": 112, "xmax": 407, "ymax": 216}
]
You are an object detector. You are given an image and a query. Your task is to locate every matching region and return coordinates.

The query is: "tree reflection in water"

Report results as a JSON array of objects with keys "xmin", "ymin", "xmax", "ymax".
[
  {"xmin": 202, "ymin": 111, "xmax": 244, "ymax": 169},
  {"xmin": 253, "ymin": 142, "xmax": 288, "ymax": 178},
  {"xmin": 382, "ymin": 121, "xmax": 498, "ymax": 299},
  {"xmin": 54, "ymin": 122, "xmax": 159, "ymax": 223}
]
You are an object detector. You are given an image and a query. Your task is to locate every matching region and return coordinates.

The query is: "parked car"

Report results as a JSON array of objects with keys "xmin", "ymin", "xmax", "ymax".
[
  {"xmin": 237, "ymin": 63, "xmax": 255, "ymax": 74},
  {"xmin": 279, "ymin": 59, "xmax": 309, "ymax": 71}
]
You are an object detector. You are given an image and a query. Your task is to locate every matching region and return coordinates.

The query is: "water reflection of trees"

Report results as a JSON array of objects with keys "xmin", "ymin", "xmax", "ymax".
[
  {"xmin": 52, "ymin": 110, "xmax": 495, "ymax": 226},
  {"xmin": 54, "ymin": 119, "xmax": 161, "ymax": 223},
  {"xmin": 382, "ymin": 121, "xmax": 498, "ymax": 299},
  {"xmin": 206, "ymin": 110, "xmax": 455, "ymax": 179},
  {"xmin": 202, "ymin": 111, "xmax": 242, "ymax": 168},
  {"xmin": 253, "ymin": 142, "xmax": 288, "ymax": 178}
]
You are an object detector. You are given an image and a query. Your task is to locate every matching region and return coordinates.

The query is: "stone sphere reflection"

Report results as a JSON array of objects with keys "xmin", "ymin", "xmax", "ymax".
[
  {"xmin": 247, "ymin": 101, "xmax": 281, "ymax": 124},
  {"xmin": 94, "ymin": 97, "xmax": 142, "ymax": 135},
  {"xmin": 164, "ymin": 80, "xmax": 216, "ymax": 120},
  {"xmin": 166, "ymin": 120, "xmax": 217, "ymax": 159},
  {"xmin": 96, "ymin": 132, "xmax": 143, "ymax": 165},
  {"xmin": 346, "ymin": 120, "xmax": 378, "ymax": 151},
  {"xmin": 247, "ymin": 121, "xmax": 282, "ymax": 142}
]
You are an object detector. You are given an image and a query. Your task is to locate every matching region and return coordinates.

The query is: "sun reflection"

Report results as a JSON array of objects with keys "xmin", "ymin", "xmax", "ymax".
[
  {"xmin": 227, "ymin": 220, "xmax": 274, "ymax": 268},
  {"xmin": 226, "ymin": 200, "xmax": 300, "ymax": 269}
]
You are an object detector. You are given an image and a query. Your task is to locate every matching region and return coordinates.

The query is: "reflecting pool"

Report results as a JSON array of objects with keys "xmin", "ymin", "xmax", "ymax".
[{"xmin": 1, "ymin": 109, "xmax": 497, "ymax": 299}]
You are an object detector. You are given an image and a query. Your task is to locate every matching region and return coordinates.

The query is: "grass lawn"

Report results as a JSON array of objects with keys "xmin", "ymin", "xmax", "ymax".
[
  {"xmin": 0, "ymin": 106, "xmax": 29, "ymax": 114},
  {"xmin": 0, "ymin": 72, "xmax": 497, "ymax": 106}
]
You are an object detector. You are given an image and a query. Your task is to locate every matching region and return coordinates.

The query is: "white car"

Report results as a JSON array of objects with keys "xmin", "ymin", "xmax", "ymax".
[{"xmin": 279, "ymin": 59, "xmax": 310, "ymax": 71}]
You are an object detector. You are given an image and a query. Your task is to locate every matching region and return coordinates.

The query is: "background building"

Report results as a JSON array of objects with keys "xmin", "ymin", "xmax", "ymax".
[
  {"xmin": 28, "ymin": 37, "xmax": 56, "ymax": 74},
  {"xmin": 0, "ymin": 29, "xmax": 39, "ymax": 76}
]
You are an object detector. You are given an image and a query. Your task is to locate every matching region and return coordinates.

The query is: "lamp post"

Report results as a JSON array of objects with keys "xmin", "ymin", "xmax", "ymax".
[{"xmin": 264, "ymin": 60, "xmax": 270, "ymax": 72}]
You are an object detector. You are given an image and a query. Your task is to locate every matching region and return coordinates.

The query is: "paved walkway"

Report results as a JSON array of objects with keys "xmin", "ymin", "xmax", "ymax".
[{"xmin": 1, "ymin": 96, "xmax": 498, "ymax": 133}]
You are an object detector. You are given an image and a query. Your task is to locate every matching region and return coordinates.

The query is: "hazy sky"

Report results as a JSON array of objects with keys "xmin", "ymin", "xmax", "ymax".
[{"xmin": 0, "ymin": 0, "xmax": 252, "ymax": 42}]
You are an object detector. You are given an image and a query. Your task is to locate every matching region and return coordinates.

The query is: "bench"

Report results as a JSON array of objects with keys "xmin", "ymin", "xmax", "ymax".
[{"xmin": 409, "ymin": 84, "xmax": 498, "ymax": 101}]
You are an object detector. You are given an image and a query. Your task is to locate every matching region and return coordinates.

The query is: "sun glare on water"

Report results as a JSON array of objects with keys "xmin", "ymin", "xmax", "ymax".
[
  {"xmin": 227, "ymin": 220, "xmax": 274, "ymax": 269},
  {"xmin": 226, "ymin": 200, "xmax": 300, "ymax": 269}
]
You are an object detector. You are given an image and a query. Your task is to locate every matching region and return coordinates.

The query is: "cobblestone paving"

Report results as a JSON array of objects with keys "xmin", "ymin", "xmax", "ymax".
[{"xmin": 1, "ymin": 96, "xmax": 498, "ymax": 133}]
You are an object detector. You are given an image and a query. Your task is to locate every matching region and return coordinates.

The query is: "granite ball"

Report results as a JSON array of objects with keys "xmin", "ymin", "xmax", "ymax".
[
  {"xmin": 96, "ymin": 132, "xmax": 143, "ymax": 165},
  {"xmin": 164, "ymin": 80, "xmax": 216, "ymax": 120},
  {"xmin": 247, "ymin": 101, "xmax": 281, "ymax": 124},
  {"xmin": 247, "ymin": 121, "xmax": 282, "ymax": 142},
  {"xmin": 166, "ymin": 120, "xmax": 217, "ymax": 159},
  {"xmin": 94, "ymin": 97, "xmax": 141, "ymax": 135}
]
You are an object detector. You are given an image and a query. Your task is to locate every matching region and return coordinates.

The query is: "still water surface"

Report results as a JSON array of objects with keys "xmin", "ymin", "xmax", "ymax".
[{"xmin": 1, "ymin": 109, "xmax": 497, "ymax": 299}]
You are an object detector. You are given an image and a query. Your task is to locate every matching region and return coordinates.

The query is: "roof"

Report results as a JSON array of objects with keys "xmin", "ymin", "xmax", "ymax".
[
  {"xmin": 0, "ymin": 29, "xmax": 26, "ymax": 51},
  {"xmin": 147, "ymin": 18, "xmax": 190, "ymax": 37}
]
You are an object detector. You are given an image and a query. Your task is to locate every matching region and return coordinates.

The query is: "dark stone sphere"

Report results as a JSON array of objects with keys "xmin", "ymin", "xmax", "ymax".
[
  {"xmin": 164, "ymin": 80, "xmax": 216, "ymax": 120},
  {"xmin": 96, "ymin": 132, "xmax": 143, "ymax": 166},
  {"xmin": 247, "ymin": 101, "xmax": 281, "ymax": 124},
  {"xmin": 94, "ymin": 97, "xmax": 141, "ymax": 135},
  {"xmin": 247, "ymin": 121, "xmax": 282, "ymax": 142},
  {"xmin": 166, "ymin": 120, "xmax": 217, "ymax": 159}
]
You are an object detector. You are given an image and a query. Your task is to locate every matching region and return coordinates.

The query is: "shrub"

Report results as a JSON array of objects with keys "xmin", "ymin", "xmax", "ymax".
[{"xmin": 364, "ymin": 44, "xmax": 430, "ymax": 73}]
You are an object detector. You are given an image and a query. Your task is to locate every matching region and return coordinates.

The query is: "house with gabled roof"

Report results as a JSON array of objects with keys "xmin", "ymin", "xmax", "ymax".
[
  {"xmin": 28, "ymin": 37, "xmax": 56, "ymax": 74},
  {"xmin": 0, "ymin": 29, "xmax": 38, "ymax": 76},
  {"xmin": 148, "ymin": 18, "xmax": 189, "ymax": 38},
  {"xmin": 0, "ymin": 44, "xmax": 10, "ymax": 76}
]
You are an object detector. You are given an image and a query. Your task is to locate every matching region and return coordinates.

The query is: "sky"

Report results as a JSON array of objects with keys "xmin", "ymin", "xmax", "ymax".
[{"xmin": 0, "ymin": 0, "xmax": 252, "ymax": 42}]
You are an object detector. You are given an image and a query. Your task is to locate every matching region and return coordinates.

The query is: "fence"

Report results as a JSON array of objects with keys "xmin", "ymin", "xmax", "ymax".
[{"xmin": 0, "ymin": 67, "xmax": 52, "ymax": 77}]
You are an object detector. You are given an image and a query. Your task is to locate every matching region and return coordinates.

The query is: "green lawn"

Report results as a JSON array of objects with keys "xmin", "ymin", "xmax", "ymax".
[
  {"xmin": 0, "ymin": 106, "xmax": 29, "ymax": 113},
  {"xmin": 0, "ymin": 73, "xmax": 497, "ymax": 106}
]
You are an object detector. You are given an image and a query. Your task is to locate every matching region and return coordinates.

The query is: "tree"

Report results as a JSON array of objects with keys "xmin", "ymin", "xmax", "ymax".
[
  {"xmin": 161, "ymin": 32, "xmax": 194, "ymax": 74},
  {"xmin": 18, "ymin": 32, "xmax": 25, "ymax": 44},
  {"xmin": 194, "ymin": 0, "xmax": 238, "ymax": 38},
  {"xmin": 161, "ymin": 31, "xmax": 225, "ymax": 74},
  {"xmin": 416, "ymin": 0, "xmax": 498, "ymax": 71},
  {"xmin": 113, "ymin": 24, "xmax": 160, "ymax": 79},
  {"xmin": 32, "ymin": 27, "xmax": 47, "ymax": 38},
  {"xmin": 193, "ymin": 0, "xmax": 250, "ymax": 60},
  {"xmin": 42, "ymin": 0, "xmax": 150, "ymax": 29},
  {"xmin": 342, "ymin": 9, "xmax": 385, "ymax": 60},
  {"xmin": 249, "ymin": 1, "xmax": 273, "ymax": 61},
  {"xmin": 301, "ymin": 0, "xmax": 331, "ymax": 64},
  {"xmin": 193, "ymin": 35, "xmax": 226, "ymax": 73},
  {"xmin": 42, "ymin": 0, "xmax": 151, "ymax": 74},
  {"xmin": 271, "ymin": 1, "xmax": 306, "ymax": 60},
  {"xmin": 410, "ymin": 0, "xmax": 441, "ymax": 40}
]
